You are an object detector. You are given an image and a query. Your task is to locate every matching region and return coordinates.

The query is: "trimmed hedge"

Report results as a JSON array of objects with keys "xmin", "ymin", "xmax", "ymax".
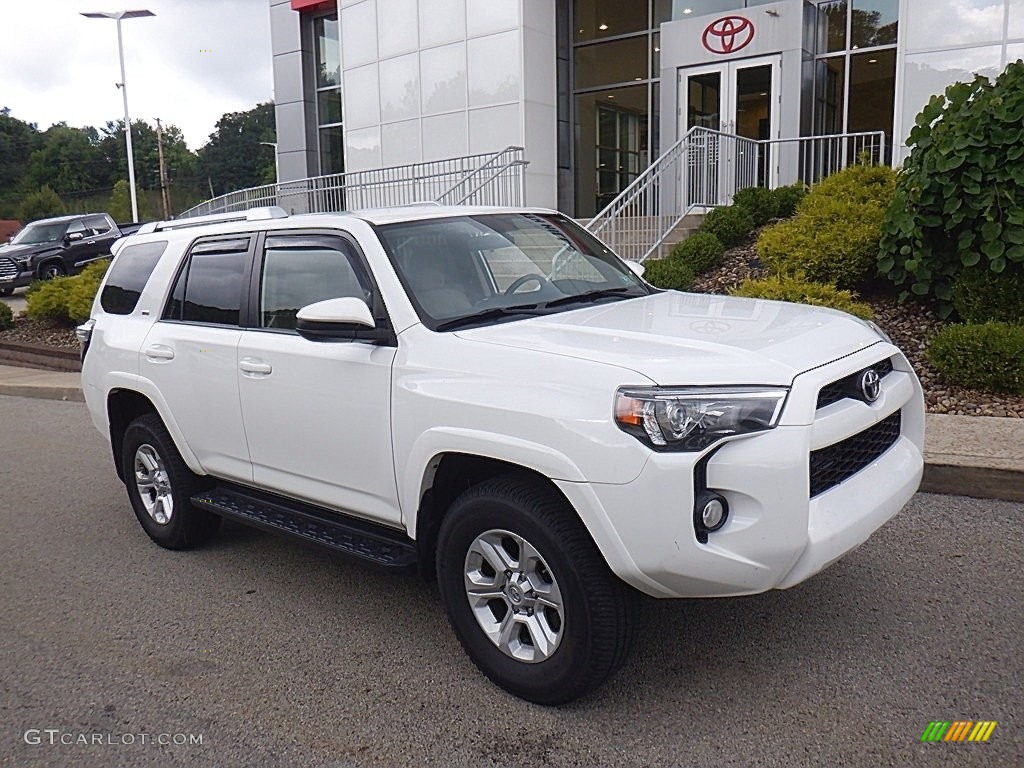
[
  {"xmin": 927, "ymin": 322, "xmax": 1024, "ymax": 394},
  {"xmin": 732, "ymin": 184, "xmax": 807, "ymax": 226},
  {"xmin": 644, "ymin": 232, "xmax": 725, "ymax": 291},
  {"xmin": 0, "ymin": 300, "xmax": 12, "ymax": 331},
  {"xmin": 729, "ymin": 275, "xmax": 874, "ymax": 319},
  {"xmin": 26, "ymin": 260, "xmax": 110, "ymax": 325},
  {"xmin": 952, "ymin": 265, "xmax": 1024, "ymax": 324},
  {"xmin": 756, "ymin": 165, "xmax": 897, "ymax": 289},
  {"xmin": 699, "ymin": 204, "xmax": 754, "ymax": 248}
]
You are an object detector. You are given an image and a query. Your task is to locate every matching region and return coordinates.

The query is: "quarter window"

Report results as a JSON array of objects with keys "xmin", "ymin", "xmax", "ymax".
[
  {"xmin": 100, "ymin": 241, "xmax": 168, "ymax": 315},
  {"xmin": 259, "ymin": 235, "xmax": 372, "ymax": 330},
  {"xmin": 84, "ymin": 215, "xmax": 113, "ymax": 235}
]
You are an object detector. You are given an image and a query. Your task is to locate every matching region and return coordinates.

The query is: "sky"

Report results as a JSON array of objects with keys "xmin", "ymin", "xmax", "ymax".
[{"xmin": 0, "ymin": 0, "xmax": 273, "ymax": 150}]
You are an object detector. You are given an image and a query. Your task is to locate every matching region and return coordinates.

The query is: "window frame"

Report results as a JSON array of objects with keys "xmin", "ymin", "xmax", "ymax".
[
  {"xmin": 246, "ymin": 228, "xmax": 395, "ymax": 339},
  {"xmin": 160, "ymin": 233, "xmax": 258, "ymax": 329}
]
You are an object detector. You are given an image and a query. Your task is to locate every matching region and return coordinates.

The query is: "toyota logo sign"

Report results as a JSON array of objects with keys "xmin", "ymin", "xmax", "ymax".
[{"xmin": 702, "ymin": 16, "xmax": 755, "ymax": 55}]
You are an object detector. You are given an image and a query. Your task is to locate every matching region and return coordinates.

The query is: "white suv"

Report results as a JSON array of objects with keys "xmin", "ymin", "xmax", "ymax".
[{"xmin": 79, "ymin": 205, "xmax": 924, "ymax": 704}]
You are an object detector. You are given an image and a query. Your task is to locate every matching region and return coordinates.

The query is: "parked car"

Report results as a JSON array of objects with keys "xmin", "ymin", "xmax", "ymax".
[
  {"xmin": 0, "ymin": 213, "xmax": 142, "ymax": 295},
  {"xmin": 78, "ymin": 205, "xmax": 925, "ymax": 704}
]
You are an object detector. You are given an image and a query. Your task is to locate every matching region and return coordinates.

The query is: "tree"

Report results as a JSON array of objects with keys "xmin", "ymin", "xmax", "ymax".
[
  {"xmin": 26, "ymin": 124, "xmax": 106, "ymax": 196},
  {"xmin": 107, "ymin": 179, "xmax": 151, "ymax": 223},
  {"xmin": 19, "ymin": 186, "xmax": 67, "ymax": 222},
  {"xmin": 98, "ymin": 119, "xmax": 197, "ymax": 191},
  {"xmin": 0, "ymin": 109, "xmax": 41, "ymax": 217},
  {"xmin": 198, "ymin": 102, "xmax": 276, "ymax": 196}
]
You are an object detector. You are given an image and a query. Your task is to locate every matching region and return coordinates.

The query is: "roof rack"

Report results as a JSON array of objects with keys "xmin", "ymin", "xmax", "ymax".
[{"xmin": 135, "ymin": 206, "xmax": 289, "ymax": 235}]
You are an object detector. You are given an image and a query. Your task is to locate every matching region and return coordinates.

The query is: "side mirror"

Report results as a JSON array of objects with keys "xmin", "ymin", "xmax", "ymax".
[
  {"xmin": 66, "ymin": 231, "xmax": 85, "ymax": 243},
  {"xmin": 625, "ymin": 261, "xmax": 646, "ymax": 279},
  {"xmin": 295, "ymin": 297, "xmax": 395, "ymax": 345}
]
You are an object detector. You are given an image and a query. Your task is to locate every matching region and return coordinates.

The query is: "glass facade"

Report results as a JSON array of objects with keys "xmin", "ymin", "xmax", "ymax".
[{"xmin": 314, "ymin": 14, "xmax": 344, "ymax": 176}]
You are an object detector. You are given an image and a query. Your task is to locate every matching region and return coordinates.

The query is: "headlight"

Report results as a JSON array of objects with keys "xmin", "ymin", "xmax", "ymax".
[{"xmin": 614, "ymin": 386, "xmax": 788, "ymax": 451}]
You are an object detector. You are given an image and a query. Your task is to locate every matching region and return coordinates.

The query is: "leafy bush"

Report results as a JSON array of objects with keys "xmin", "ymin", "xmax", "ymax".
[
  {"xmin": 0, "ymin": 300, "xmax": 13, "ymax": 330},
  {"xmin": 952, "ymin": 264, "xmax": 1024, "ymax": 324},
  {"xmin": 756, "ymin": 164, "xmax": 897, "ymax": 289},
  {"xmin": 878, "ymin": 61, "xmax": 1024, "ymax": 315},
  {"xmin": 670, "ymin": 232, "xmax": 725, "ymax": 273},
  {"xmin": 643, "ymin": 256, "xmax": 697, "ymax": 291},
  {"xmin": 643, "ymin": 232, "xmax": 726, "ymax": 291},
  {"xmin": 699, "ymin": 204, "xmax": 754, "ymax": 248},
  {"xmin": 730, "ymin": 274, "xmax": 874, "ymax": 319},
  {"xmin": 927, "ymin": 322, "xmax": 1024, "ymax": 394},
  {"xmin": 732, "ymin": 184, "xmax": 808, "ymax": 226},
  {"xmin": 26, "ymin": 260, "xmax": 109, "ymax": 325}
]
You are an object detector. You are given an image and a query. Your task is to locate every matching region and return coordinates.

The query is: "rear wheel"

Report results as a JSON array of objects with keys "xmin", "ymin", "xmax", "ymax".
[
  {"xmin": 436, "ymin": 474, "xmax": 636, "ymax": 704},
  {"xmin": 121, "ymin": 413, "xmax": 220, "ymax": 550}
]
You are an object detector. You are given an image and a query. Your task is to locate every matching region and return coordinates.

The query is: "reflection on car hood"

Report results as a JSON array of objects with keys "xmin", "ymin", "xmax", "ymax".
[
  {"xmin": 454, "ymin": 291, "xmax": 882, "ymax": 385},
  {"xmin": 0, "ymin": 243, "xmax": 53, "ymax": 259}
]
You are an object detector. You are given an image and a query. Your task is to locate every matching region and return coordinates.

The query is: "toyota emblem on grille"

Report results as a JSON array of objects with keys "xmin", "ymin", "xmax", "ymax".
[
  {"xmin": 702, "ymin": 16, "xmax": 755, "ymax": 55},
  {"xmin": 860, "ymin": 369, "xmax": 881, "ymax": 402}
]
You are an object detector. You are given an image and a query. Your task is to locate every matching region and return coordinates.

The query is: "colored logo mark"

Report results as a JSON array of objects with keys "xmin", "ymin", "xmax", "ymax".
[
  {"xmin": 702, "ymin": 16, "xmax": 755, "ymax": 55},
  {"xmin": 921, "ymin": 721, "xmax": 997, "ymax": 742}
]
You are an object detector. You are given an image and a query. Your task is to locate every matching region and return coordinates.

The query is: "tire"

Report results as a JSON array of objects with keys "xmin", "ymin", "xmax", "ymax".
[
  {"xmin": 436, "ymin": 474, "xmax": 636, "ymax": 705},
  {"xmin": 121, "ymin": 413, "xmax": 220, "ymax": 550},
  {"xmin": 38, "ymin": 262, "xmax": 67, "ymax": 281}
]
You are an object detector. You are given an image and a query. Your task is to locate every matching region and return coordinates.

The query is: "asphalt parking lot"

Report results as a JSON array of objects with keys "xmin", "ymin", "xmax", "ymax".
[{"xmin": 1, "ymin": 395, "xmax": 1021, "ymax": 767}]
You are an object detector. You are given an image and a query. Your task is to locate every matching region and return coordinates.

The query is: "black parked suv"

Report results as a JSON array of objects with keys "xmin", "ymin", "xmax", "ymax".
[{"xmin": 0, "ymin": 213, "xmax": 141, "ymax": 295}]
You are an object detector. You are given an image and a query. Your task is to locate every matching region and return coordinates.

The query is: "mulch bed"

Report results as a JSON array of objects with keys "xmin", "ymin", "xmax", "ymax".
[{"xmin": 3, "ymin": 254, "xmax": 1022, "ymax": 418}]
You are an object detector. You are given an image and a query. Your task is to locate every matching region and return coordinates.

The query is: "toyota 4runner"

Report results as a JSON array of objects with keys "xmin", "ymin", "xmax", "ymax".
[{"xmin": 79, "ymin": 205, "xmax": 925, "ymax": 704}]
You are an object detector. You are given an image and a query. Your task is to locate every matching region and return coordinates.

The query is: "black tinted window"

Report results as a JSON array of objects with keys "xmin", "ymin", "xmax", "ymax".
[
  {"xmin": 100, "ymin": 241, "xmax": 168, "ymax": 315},
  {"xmin": 163, "ymin": 239, "xmax": 249, "ymax": 325},
  {"xmin": 260, "ymin": 236, "xmax": 371, "ymax": 330}
]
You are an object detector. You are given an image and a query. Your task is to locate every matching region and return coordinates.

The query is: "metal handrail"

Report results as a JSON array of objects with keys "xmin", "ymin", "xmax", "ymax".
[
  {"xmin": 585, "ymin": 128, "xmax": 886, "ymax": 262},
  {"xmin": 177, "ymin": 146, "xmax": 529, "ymax": 218}
]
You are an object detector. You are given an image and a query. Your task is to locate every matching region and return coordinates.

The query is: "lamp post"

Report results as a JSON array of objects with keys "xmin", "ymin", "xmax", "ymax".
[
  {"xmin": 81, "ymin": 9, "xmax": 155, "ymax": 223},
  {"xmin": 260, "ymin": 141, "xmax": 280, "ymax": 184}
]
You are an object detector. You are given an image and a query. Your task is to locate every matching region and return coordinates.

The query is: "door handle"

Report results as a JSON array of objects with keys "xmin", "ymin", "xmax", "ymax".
[
  {"xmin": 145, "ymin": 344, "xmax": 174, "ymax": 361},
  {"xmin": 239, "ymin": 357, "xmax": 273, "ymax": 376}
]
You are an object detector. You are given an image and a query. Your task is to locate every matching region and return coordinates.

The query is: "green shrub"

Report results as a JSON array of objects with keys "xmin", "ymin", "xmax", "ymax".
[
  {"xmin": 670, "ymin": 232, "xmax": 724, "ymax": 273},
  {"xmin": 729, "ymin": 275, "xmax": 874, "ymax": 319},
  {"xmin": 756, "ymin": 164, "xmax": 897, "ymax": 289},
  {"xmin": 0, "ymin": 300, "xmax": 13, "ymax": 331},
  {"xmin": 770, "ymin": 184, "xmax": 807, "ymax": 219},
  {"xmin": 927, "ymin": 322, "xmax": 1024, "ymax": 394},
  {"xmin": 26, "ymin": 259, "xmax": 109, "ymax": 325},
  {"xmin": 643, "ymin": 257, "xmax": 696, "ymax": 291},
  {"xmin": 699, "ymin": 204, "xmax": 754, "ymax": 248},
  {"xmin": 879, "ymin": 61, "xmax": 1024, "ymax": 315},
  {"xmin": 952, "ymin": 264, "xmax": 1024, "ymax": 323},
  {"xmin": 731, "ymin": 187, "xmax": 778, "ymax": 227}
]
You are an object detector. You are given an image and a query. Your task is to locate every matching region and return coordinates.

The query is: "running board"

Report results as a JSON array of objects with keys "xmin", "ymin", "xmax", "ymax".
[{"xmin": 191, "ymin": 486, "xmax": 417, "ymax": 568}]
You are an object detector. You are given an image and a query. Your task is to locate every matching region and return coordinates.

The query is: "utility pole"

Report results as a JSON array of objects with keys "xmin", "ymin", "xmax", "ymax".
[{"xmin": 155, "ymin": 117, "xmax": 171, "ymax": 219}]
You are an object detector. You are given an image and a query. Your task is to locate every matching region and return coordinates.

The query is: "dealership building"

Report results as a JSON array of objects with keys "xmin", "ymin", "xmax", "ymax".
[{"xmin": 267, "ymin": 0, "xmax": 1024, "ymax": 219}]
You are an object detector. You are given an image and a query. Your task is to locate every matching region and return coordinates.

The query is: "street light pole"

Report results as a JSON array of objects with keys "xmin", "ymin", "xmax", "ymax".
[
  {"xmin": 82, "ymin": 10, "xmax": 155, "ymax": 223},
  {"xmin": 260, "ymin": 142, "xmax": 280, "ymax": 184}
]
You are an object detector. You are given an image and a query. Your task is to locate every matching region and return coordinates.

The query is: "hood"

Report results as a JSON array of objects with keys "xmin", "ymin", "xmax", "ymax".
[
  {"xmin": 454, "ymin": 292, "xmax": 882, "ymax": 385},
  {"xmin": 0, "ymin": 242, "xmax": 54, "ymax": 260}
]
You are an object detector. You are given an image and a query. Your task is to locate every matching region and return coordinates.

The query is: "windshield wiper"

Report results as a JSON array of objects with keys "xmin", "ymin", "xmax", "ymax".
[
  {"xmin": 542, "ymin": 286, "xmax": 642, "ymax": 309},
  {"xmin": 434, "ymin": 304, "xmax": 546, "ymax": 332}
]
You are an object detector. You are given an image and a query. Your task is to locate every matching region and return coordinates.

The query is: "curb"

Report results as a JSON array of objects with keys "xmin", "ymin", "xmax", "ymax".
[
  {"xmin": 920, "ymin": 464, "xmax": 1024, "ymax": 504},
  {"xmin": 0, "ymin": 341, "xmax": 81, "ymax": 373},
  {"xmin": 0, "ymin": 383, "xmax": 85, "ymax": 402}
]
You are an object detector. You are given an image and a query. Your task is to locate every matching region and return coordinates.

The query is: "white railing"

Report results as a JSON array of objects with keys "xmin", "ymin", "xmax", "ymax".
[
  {"xmin": 585, "ymin": 128, "xmax": 886, "ymax": 262},
  {"xmin": 177, "ymin": 147, "xmax": 528, "ymax": 218}
]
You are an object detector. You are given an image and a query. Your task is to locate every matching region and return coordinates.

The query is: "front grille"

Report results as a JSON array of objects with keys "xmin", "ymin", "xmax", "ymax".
[
  {"xmin": 816, "ymin": 357, "xmax": 894, "ymax": 409},
  {"xmin": 809, "ymin": 410, "xmax": 901, "ymax": 497},
  {"xmin": 0, "ymin": 258, "xmax": 17, "ymax": 279}
]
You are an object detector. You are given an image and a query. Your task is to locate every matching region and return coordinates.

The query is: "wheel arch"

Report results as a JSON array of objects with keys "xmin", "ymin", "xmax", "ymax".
[{"xmin": 106, "ymin": 388, "xmax": 203, "ymax": 482}]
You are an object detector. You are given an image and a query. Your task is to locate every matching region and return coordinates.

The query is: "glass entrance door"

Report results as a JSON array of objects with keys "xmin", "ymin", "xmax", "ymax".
[{"xmin": 678, "ymin": 55, "xmax": 780, "ymax": 206}]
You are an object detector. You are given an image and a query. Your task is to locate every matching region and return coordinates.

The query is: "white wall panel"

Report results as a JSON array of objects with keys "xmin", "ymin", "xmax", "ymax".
[
  {"xmin": 420, "ymin": 42, "xmax": 468, "ymax": 114},
  {"xmin": 343, "ymin": 63, "xmax": 381, "ymax": 129},
  {"xmin": 467, "ymin": 31, "xmax": 521, "ymax": 106},
  {"xmin": 379, "ymin": 52, "xmax": 422, "ymax": 122},
  {"xmin": 419, "ymin": 0, "xmax": 467, "ymax": 47},
  {"xmin": 381, "ymin": 118, "xmax": 424, "ymax": 166},
  {"xmin": 377, "ymin": 0, "xmax": 420, "ymax": 58},
  {"xmin": 341, "ymin": 0, "xmax": 379, "ymax": 68},
  {"xmin": 422, "ymin": 112, "xmax": 470, "ymax": 159}
]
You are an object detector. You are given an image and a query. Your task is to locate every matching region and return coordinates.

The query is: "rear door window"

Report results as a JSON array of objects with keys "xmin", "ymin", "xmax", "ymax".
[
  {"xmin": 163, "ymin": 238, "xmax": 250, "ymax": 326},
  {"xmin": 100, "ymin": 241, "xmax": 169, "ymax": 315}
]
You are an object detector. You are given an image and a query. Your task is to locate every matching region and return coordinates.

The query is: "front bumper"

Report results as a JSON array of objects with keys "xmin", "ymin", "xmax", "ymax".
[
  {"xmin": 557, "ymin": 344, "xmax": 924, "ymax": 599},
  {"xmin": 0, "ymin": 258, "xmax": 34, "ymax": 290}
]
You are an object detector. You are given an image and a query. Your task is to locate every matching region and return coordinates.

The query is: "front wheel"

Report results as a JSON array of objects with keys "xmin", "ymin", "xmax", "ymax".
[
  {"xmin": 38, "ymin": 262, "xmax": 67, "ymax": 281},
  {"xmin": 121, "ymin": 413, "xmax": 220, "ymax": 550},
  {"xmin": 437, "ymin": 474, "xmax": 636, "ymax": 704}
]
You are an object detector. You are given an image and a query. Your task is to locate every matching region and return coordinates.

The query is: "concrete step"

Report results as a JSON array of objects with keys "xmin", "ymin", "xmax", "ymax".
[{"xmin": 0, "ymin": 341, "xmax": 81, "ymax": 373}]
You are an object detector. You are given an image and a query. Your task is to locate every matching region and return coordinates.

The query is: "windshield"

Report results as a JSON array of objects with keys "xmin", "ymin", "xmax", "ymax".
[
  {"xmin": 11, "ymin": 221, "xmax": 67, "ymax": 245},
  {"xmin": 376, "ymin": 213, "xmax": 650, "ymax": 330}
]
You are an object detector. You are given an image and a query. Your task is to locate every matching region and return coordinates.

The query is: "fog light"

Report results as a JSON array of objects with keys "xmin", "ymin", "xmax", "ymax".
[{"xmin": 694, "ymin": 491, "xmax": 729, "ymax": 540}]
